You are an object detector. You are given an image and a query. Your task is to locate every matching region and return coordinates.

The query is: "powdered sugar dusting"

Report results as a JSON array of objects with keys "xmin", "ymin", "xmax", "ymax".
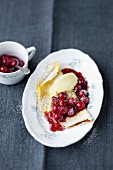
[
  {"xmin": 16, "ymin": 104, "xmax": 22, "ymax": 111},
  {"xmin": 42, "ymin": 97, "xmax": 47, "ymax": 107},
  {"xmin": 42, "ymin": 67, "xmax": 58, "ymax": 85},
  {"xmin": 41, "ymin": 64, "xmax": 53, "ymax": 81},
  {"xmin": 12, "ymin": 103, "xmax": 22, "ymax": 113},
  {"xmin": 82, "ymin": 127, "xmax": 99, "ymax": 146}
]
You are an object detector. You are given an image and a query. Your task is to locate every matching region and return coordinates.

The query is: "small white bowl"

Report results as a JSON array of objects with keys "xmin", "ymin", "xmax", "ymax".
[{"xmin": 0, "ymin": 41, "xmax": 36, "ymax": 85}]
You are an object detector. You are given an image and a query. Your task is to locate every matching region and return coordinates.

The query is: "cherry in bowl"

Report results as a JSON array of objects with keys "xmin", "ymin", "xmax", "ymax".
[{"xmin": 0, "ymin": 54, "xmax": 25, "ymax": 73}]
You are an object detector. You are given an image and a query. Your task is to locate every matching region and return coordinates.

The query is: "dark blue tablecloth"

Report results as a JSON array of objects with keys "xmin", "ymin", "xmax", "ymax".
[{"xmin": 0, "ymin": 0, "xmax": 113, "ymax": 169}]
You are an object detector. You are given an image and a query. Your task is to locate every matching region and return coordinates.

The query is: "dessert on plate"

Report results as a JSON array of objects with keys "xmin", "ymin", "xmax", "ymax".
[{"xmin": 36, "ymin": 62, "xmax": 93, "ymax": 132}]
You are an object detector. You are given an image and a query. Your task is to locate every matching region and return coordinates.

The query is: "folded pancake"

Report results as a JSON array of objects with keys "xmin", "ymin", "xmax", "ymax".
[
  {"xmin": 36, "ymin": 62, "xmax": 93, "ymax": 128},
  {"xmin": 60, "ymin": 109, "xmax": 93, "ymax": 128},
  {"xmin": 36, "ymin": 62, "xmax": 63, "ymax": 114}
]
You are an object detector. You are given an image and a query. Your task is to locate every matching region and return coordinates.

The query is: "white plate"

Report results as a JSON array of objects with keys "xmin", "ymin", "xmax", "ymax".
[{"xmin": 22, "ymin": 49, "xmax": 104, "ymax": 147}]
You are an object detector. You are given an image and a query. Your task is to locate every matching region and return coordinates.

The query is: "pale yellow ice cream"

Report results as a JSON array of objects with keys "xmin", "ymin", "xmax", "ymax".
[{"xmin": 49, "ymin": 73, "xmax": 78, "ymax": 97}]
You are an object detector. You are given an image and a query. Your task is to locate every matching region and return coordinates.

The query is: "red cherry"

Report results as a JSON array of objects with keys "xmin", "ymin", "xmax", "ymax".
[
  {"xmin": 76, "ymin": 101, "xmax": 85, "ymax": 111},
  {"xmin": 49, "ymin": 121, "xmax": 64, "ymax": 131},
  {"xmin": 19, "ymin": 60, "xmax": 24, "ymax": 67},
  {"xmin": 78, "ymin": 76, "xmax": 87, "ymax": 87},
  {"xmin": 59, "ymin": 105, "xmax": 68, "ymax": 114},
  {"xmin": 58, "ymin": 115, "xmax": 64, "ymax": 122},
  {"xmin": 52, "ymin": 118, "xmax": 58, "ymax": 124},
  {"xmin": 1, "ymin": 55, "xmax": 10, "ymax": 66},
  {"xmin": 48, "ymin": 111, "xmax": 53, "ymax": 117},
  {"xmin": 0, "ymin": 66, "xmax": 8, "ymax": 73},
  {"xmin": 1, "ymin": 54, "xmax": 9, "ymax": 60},
  {"xmin": 52, "ymin": 96, "xmax": 59, "ymax": 105},
  {"xmin": 80, "ymin": 96, "xmax": 89, "ymax": 105},
  {"xmin": 58, "ymin": 92, "xmax": 67, "ymax": 100},
  {"xmin": 78, "ymin": 89, "xmax": 88, "ymax": 98},
  {"xmin": 75, "ymin": 83, "xmax": 82, "ymax": 91},
  {"xmin": 55, "ymin": 124, "xmax": 64, "ymax": 131},
  {"xmin": 54, "ymin": 113, "xmax": 59, "ymax": 120},
  {"xmin": 67, "ymin": 107, "xmax": 75, "ymax": 117},
  {"xmin": 68, "ymin": 97, "xmax": 76, "ymax": 106},
  {"xmin": 50, "ymin": 124, "xmax": 56, "ymax": 132},
  {"xmin": 0, "ymin": 60, "xmax": 1, "ymax": 66},
  {"xmin": 9, "ymin": 58, "xmax": 16, "ymax": 67},
  {"xmin": 59, "ymin": 99, "xmax": 66, "ymax": 106},
  {"xmin": 52, "ymin": 105, "xmax": 59, "ymax": 113},
  {"xmin": 47, "ymin": 117, "xmax": 53, "ymax": 123},
  {"xmin": 45, "ymin": 111, "xmax": 53, "ymax": 123}
]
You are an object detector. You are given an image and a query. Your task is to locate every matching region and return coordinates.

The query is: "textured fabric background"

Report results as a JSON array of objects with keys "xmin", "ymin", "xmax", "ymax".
[{"xmin": 0, "ymin": 0, "xmax": 113, "ymax": 170}]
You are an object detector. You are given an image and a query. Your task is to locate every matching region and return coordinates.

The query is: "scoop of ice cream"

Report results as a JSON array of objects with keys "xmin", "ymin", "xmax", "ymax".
[{"xmin": 49, "ymin": 73, "xmax": 78, "ymax": 97}]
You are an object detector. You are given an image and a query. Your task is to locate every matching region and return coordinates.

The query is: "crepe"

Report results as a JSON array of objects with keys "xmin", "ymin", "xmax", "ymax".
[
  {"xmin": 36, "ymin": 62, "xmax": 93, "ymax": 128},
  {"xmin": 60, "ymin": 109, "xmax": 93, "ymax": 128},
  {"xmin": 36, "ymin": 62, "xmax": 63, "ymax": 114}
]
